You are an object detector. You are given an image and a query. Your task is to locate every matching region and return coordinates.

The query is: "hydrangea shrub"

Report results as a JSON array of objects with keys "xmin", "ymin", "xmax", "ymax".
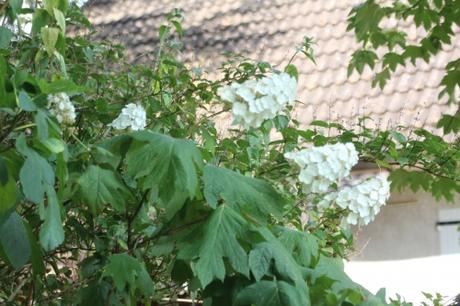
[{"xmin": 0, "ymin": 1, "xmax": 459, "ymax": 305}]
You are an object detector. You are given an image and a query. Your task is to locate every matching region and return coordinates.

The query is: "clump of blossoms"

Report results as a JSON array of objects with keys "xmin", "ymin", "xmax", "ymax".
[
  {"xmin": 47, "ymin": 93, "xmax": 77, "ymax": 125},
  {"xmin": 336, "ymin": 174, "xmax": 391, "ymax": 226},
  {"xmin": 217, "ymin": 72, "xmax": 297, "ymax": 129},
  {"xmin": 109, "ymin": 103, "xmax": 147, "ymax": 131},
  {"xmin": 284, "ymin": 143, "xmax": 359, "ymax": 193}
]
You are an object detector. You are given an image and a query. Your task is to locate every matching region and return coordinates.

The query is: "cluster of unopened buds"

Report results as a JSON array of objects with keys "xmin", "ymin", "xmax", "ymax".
[{"xmin": 217, "ymin": 72, "xmax": 297, "ymax": 129}]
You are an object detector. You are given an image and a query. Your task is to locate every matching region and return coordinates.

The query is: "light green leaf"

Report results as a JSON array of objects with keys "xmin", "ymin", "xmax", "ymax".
[
  {"xmin": 235, "ymin": 280, "xmax": 308, "ymax": 306},
  {"xmin": 78, "ymin": 165, "xmax": 131, "ymax": 213},
  {"xmin": 53, "ymin": 8, "xmax": 66, "ymax": 33},
  {"xmin": 0, "ymin": 212, "xmax": 31, "ymax": 269},
  {"xmin": 126, "ymin": 131, "xmax": 202, "ymax": 219},
  {"xmin": 41, "ymin": 27, "xmax": 59, "ymax": 55},
  {"xmin": 32, "ymin": 9, "xmax": 51, "ymax": 36},
  {"xmin": 178, "ymin": 205, "xmax": 249, "ymax": 287},
  {"xmin": 102, "ymin": 253, "xmax": 154, "ymax": 296},
  {"xmin": 203, "ymin": 165, "xmax": 284, "ymax": 220},
  {"xmin": 0, "ymin": 158, "xmax": 17, "ymax": 220},
  {"xmin": 39, "ymin": 185, "xmax": 64, "ymax": 251},
  {"xmin": 42, "ymin": 138, "xmax": 65, "ymax": 153}
]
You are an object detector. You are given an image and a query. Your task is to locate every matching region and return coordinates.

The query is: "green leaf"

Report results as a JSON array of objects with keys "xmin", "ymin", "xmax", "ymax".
[
  {"xmin": 126, "ymin": 131, "xmax": 203, "ymax": 219},
  {"xmin": 39, "ymin": 185, "xmax": 64, "ymax": 251},
  {"xmin": 311, "ymin": 255, "xmax": 362, "ymax": 294},
  {"xmin": 284, "ymin": 64, "xmax": 299, "ymax": 80},
  {"xmin": 275, "ymin": 227, "xmax": 319, "ymax": 267},
  {"xmin": 53, "ymin": 8, "xmax": 66, "ymax": 33},
  {"xmin": 35, "ymin": 110, "xmax": 49, "ymax": 141},
  {"xmin": 0, "ymin": 173, "xmax": 17, "ymax": 220},
  {"xmin": 78, "ymin": 165, "xmax": 131, "ymax": 213},
  {"xmin": 0, "ymin": 26, "xmax": 13, "ymax": 49},
  {"xmin": 32, "ymin": 9, "xmax": 51, "ymax": 36},
  {"xmin": 203, "ymin": 165, "xmax": 284, "ymax": 220},
  {"xmin": 437, "ymin": 109, "xmax": 460, "ymax": 134},
  {"xmin": 178, "ymin": 205, "xmax": 249, "ymax": 287},
  {"xmin": 38, "ymin": 79, "xmax": 85, "ymax": 94},
  {"xmin": 0, "ymin": 212, "xmax": 31, "ymax": 269},
  {"xmin": 248, "ymin": 245, "xmax": 272, "ymax": 282},
  {"xmin": 18, "ymin": 90, "xmax": 37, "ymax": 111},
  {"xmin": 431, "ymin": 177, "xmax": 460, "ymax": 202},
  {"xmin": 19, "ymin": 147, "xmax": 55, "ymax": 204},
  {"xmin": 235, "ymin": 280, "xmax": 308, "ymax": 306},
  {"xmin": 9, "ymin": 0, "xmax": 23, "ymax": 17},
  {"xmin": 24, "ymin": 221, "xmax": 45, "ymax": 275},
  {"xmin": 102, "ymin": 253, "xmax": 154, "ymax": 296},
  {"xmin": 42, "ymin": 138, "xmax": 65, "ymax": 153},
  {"xmin": 41, "ymin": 27, "xmax": 60, "ymax": 55},
  {"xmin": 389, "ymin": 169, "xmax": 431, "ymax": 193}
]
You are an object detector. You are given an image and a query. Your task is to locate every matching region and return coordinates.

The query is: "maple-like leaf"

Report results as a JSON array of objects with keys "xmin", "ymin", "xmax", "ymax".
[
  {"xmin": 126, "ymin": 131, "xmax": 203, "ymax": 219},
  {"xmin": 178, "ymin": 204, "xmax": 249, "ymax": 287},
  {"xmin": 203, "ymin": 165, "xmax": 285, "ymax": 220},
  {"xmin": 78, "ymin": 165, "xmax": 132, "ymax": 213},
  {"xmin": 102, "ymin": 253, "xmax": 154, "ymax": 296}
]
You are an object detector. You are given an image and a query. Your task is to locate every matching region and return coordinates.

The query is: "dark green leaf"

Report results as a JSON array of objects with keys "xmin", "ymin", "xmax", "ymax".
[
  {"xmin": 178, "ymin": 205, "xmax": 249, "ymax": 287},
  {"xmin": 102, "ymin": 253, "xmax": 154, "ymax": 296},
  {"xmin": 126, "ymin": 131, "xmax": 202, "ymax": 219},
  {"xmin": 78, "ymin": 165, "xmax": 131, "ymax": 213},
  {"xmin": 235, "ymin": 280, "xmax": 308, "ymax": 306},
  {"xmin": 0, "ymin": 212, "xmax": 31, "ymax": 269},
  {"xmin": 203, "ymin": 165, "xmax": 284, "ymax": 220}
]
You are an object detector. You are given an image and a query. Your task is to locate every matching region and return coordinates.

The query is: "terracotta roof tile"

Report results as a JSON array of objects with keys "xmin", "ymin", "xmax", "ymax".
[{"xmin": 85, "ymin": 0, "xmax": 460, "ymax": 132}]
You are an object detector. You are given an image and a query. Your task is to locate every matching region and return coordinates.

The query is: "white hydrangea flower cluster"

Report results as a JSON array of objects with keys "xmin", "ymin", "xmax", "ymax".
[
  {"xmin": 284, "ymin": 143, "xmax": 359, "ymax": 193},
  {"xmin": 70, "ymin": 0, "xmax": 90, "ymax": 7},
  {"xmin": 109, "ymin": 103, "xmax": 147, "ymax": 131},
  {"xmin": 47, "ymin": 93, "xmax": 77, "ymax": 125},
  {"xmin": 217, "ymin": 72, "xmax": 297, "ymax": 129},
  {"xmin": 336, "ymin": 174, "xmax": 391, "ymax": 226}
]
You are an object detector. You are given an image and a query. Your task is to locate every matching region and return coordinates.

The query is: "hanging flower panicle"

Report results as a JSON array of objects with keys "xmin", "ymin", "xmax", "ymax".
[
  {"xmin": 217, "ymin": 72, "xmax": 297, "ymax": 129},
  {"xmin": 47, "ymin": 93, "xmax": 77, "ymax": 125},
  {"xmin": 336, "ymin": 174, "xmax": 391, "ymax": 226},
  {"xmin": 109, "ymin": 103, "xmax": 147, "ymax": 131},
  {"xmin": 284, "ymin": 142, "xmax": 359, "ymax": 193}
]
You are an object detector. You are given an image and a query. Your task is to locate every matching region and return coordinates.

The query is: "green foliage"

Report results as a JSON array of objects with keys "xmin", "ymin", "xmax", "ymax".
[
  {"xmin": 0, "ymin": 1, "xmax": 458, "ymax": 305},
  {"xmin": 347, "ymin": 0, "xmax": 460, "ymax": 135}
]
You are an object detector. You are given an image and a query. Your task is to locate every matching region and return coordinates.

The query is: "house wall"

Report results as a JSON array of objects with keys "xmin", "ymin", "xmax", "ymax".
[{"xmin": 351, "ymin": 191, "xmax": 460, "ymax": 261}]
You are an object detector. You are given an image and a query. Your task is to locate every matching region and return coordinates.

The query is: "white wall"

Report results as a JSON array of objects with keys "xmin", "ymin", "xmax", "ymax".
[{"xmin": 351, "ymin": 191, "xmax": 460, "ymax": 261}]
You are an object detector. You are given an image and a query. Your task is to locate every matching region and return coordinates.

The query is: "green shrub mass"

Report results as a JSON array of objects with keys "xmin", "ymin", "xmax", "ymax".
[{"xmin": 0, "ymin": 1, "xmax": 459, "ymax": 305}]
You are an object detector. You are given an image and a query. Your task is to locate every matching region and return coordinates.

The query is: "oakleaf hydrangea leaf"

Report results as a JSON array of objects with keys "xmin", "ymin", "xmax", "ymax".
[
  {"xmin": 235, "ymin": 280, "xmax": 307, "ymax": 306},
  {"xmin": 126, "ymin": 131, "xmax": 203, "ymax": 219},
  {"xmin": 78, "ymin": 165, "xmax": 132, "ymax": 213},
  {"xmin": 179, "ymin": 204, "xmax": 249, "ymax": 287},
  {"xmin": 102, "ymin": 253, "xmax": 154, "ymax": 296},
  {"xmin": 203, "ymin": 165, "xmax": 284, "ymax": 220}
]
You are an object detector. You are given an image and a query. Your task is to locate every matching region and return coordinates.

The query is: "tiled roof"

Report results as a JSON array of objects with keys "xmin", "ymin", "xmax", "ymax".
[{"xmin": 85, "ymin": 0, "xmax": 460, "ymax": 133}]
